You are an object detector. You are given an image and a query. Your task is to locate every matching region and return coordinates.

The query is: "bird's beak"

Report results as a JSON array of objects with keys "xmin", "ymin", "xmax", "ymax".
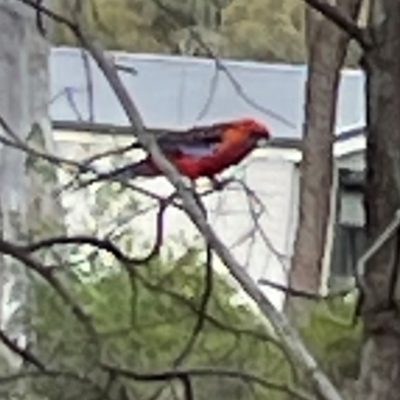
[{"xmin": 256, "ymin": 137, "xmax": 269, "ymax": 147}]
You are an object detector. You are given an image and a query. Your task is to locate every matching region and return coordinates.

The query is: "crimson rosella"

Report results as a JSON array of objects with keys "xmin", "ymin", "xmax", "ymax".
[
  {"xmin": 105, "ymin": 118, "xmax": 270, "ymax": 181},
  {"xmin": 76, "ymin": 118, "xmax": 270, "ymax": 192}
]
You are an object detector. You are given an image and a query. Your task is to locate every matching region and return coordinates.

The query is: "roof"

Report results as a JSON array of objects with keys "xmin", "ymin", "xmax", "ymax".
[
  {"xmin": 335, "ymin": 126, "xmax": 365, "ymax": 141},
  {"xmin": 49, "ymin": 47, "xmax": 366, "ymax": 140}
]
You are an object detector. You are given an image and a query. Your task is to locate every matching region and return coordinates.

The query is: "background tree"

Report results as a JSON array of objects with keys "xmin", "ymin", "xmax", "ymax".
[
  {"xmin": 52, "ymin": 0, "xmax": 229, "ymax": 55},
  {"xmin": 0, "ymin": 0, "xmax": 64, "ymax": 382},
  {"xmin": 354, "ymin": 1, "xmax": 400, "ymax": 398},
  {"xmin": 286, "ymin": 0, "xmax": 363, "ymax": 325},
  {"xmin": 281, "ymin": 0, "xmax": 400, "ymax": 398},
  {"xmin": 221, "ymin": 0, "xmax": 306, "ymax": 62},
  {"xmin": 50, "ymin": 0, "xmax": 365, "ymax": 65},
  {"xmin": 51, "ymin": 0, "xmax": 308, "ymax": 62}
]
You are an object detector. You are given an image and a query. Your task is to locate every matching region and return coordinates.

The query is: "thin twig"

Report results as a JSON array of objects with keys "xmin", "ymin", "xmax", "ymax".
[{"xmin": 258, "ymin": 278, "xmax": 355, "ymax": 300}]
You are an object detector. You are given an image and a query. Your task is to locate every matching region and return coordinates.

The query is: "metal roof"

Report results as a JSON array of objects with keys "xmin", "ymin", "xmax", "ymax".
[{"xmin": 49, "ymin": 46, "xmax": 366, "ymax": 140}]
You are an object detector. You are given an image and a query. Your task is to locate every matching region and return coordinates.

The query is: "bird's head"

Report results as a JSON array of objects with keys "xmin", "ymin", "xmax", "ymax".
[{"xmin": 226, "ymin": 118, "xmax": 270, "ymax": 146}]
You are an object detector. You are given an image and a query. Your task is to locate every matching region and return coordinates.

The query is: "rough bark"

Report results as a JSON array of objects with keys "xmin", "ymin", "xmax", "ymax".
[
  {"xmin": 285, "ymin": 0, "xmax": 362, "ymax": 323},
  {"xmin": 353, "ymin": 1, "xmax": 400, "ymax": 398},
  {"xmin": 0, "ymin": 0, "xmax": 63, "ymax": 373}
]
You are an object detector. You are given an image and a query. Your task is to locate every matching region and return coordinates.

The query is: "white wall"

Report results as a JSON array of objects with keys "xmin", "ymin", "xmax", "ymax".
[{"xmin": 336, "ymin": 135, "xmax": 366, "ymax": 171}]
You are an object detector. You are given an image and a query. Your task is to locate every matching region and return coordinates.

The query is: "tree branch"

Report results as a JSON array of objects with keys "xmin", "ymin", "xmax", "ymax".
[
  {"xmin": 0, "ymin": 330, "xmax": 46, "ymax": 371},
  {"xmin": 258, "ymin": 278, "xmax": 354, "ymax": 300},
  {"xmin": 301, "ymin": 0, "xmax": 371, "ymax": 48},
  {"xmin": 0, "ymin": 239, "xmax": 97, "ymax": 342}
]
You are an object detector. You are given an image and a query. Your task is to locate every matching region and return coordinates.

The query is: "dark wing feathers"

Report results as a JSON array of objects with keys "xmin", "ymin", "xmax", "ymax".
[{"xmin": 127, "ymin": 126, "xmax": 224, "ymax": 152}]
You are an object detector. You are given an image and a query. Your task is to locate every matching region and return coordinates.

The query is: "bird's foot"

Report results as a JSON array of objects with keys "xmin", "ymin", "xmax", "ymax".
[{"xmin": 209, "ymin": 177, "xmax": 234, "ymax": 192}]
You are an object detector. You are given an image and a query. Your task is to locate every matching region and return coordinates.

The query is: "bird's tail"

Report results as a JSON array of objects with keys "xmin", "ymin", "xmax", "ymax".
[
  {"xmin": 104, "ymin": 160, "xmax": 159, "ymax": 180},
  {"xmin": 77, "ymin": 159, "xmax": 159, "ymax": 190}
]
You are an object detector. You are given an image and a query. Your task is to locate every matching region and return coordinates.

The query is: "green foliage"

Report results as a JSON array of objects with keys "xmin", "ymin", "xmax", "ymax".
[
  {"xmin": 300, "ymin": 295, "xmax": 363, "ymax": 388},
  {"xmin": 52, "ymin": 0, "xmax": 307, "ymax": 63},
  {"xmin": 52, "ymin": 0, "xmax": 226, "ymax": 54},
  {"xmin": 24, "ymin": 230, "xmax": 364, "ymax": 399},
  {"xmin": 221, "ymin": 0, "xmax": 306, "ymax": 62},
  {"xmin": 28, "ymin": 246, "xmax": 294, "ymax": 400},
  {"xmin": 51, "ymin": 0, "xmax": 362, "ymax": 66}
]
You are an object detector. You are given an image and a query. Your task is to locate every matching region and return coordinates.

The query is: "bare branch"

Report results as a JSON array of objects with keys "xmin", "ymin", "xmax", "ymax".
[
  {"xmin": 181, "ymin": 375, "xmax": 194, "ymax": 400},
  {"xmin": 0, "ymin": 238, "xmax": 97, "ymax": 341},
  {"xmin": 0, "ymin": 330, "xmax": 46, "ymax": 371},
  {"xmin": 19, "ymin": 193, "xmax": 172, "ymax": 266},
  {"xmin": 258, "ymin": 278, "xmax": 354, "ymax": 300},
  {"xmin": 0, "ymin": 115, "xmax": 84, "ymax": 171},
  {"xmin": 300, "ymin": 0, "xmax": 371, "ymax": 48}
]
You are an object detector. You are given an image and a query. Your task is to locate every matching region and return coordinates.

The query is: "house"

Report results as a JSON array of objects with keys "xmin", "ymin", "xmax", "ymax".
[{"xmin": 49, "ymin": 47, "xmax": 366, "ymax": 310}]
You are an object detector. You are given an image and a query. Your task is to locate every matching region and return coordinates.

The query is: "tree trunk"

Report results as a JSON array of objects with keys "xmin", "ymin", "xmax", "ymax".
[
  {"xmin": 353, "ymin": 1, "xmax": 400, "ymax": 398},
  {"xmin": 285, "ymin": 0, "xmax": 362, "ymax": 324},
  {"xmin": 0, "ymin": 0, "xmax": 64, "ymax": 375}
]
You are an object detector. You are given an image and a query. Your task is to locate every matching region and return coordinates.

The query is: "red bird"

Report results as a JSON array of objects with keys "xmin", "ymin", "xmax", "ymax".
[{"xmin": 108, "ymin": 118, "xmax": 270, "ymax": 180}]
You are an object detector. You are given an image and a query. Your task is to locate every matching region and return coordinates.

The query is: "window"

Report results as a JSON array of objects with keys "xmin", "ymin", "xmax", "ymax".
[
  {"xmin": 329, "ymin": 168, "xmax": 367, "ymax": 278},
  {"xmin": 331, "ymin": 224, "xmax": 367, "ymax": 277}
]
